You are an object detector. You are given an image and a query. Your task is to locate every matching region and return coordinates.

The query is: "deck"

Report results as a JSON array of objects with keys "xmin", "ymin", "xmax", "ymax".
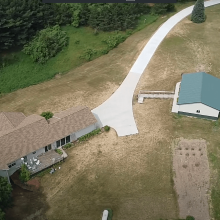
[{"xmin": 30, "ymin": 148, "xmax": 67, "ymax": 175}]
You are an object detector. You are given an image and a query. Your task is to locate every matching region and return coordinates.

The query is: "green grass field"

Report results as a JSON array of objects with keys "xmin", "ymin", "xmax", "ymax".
[
  {"xmin": 0, "ymin": 14, "xmax": 159, "ymax": 94},
  {"xmin": 0, "ymin": 1, "xmax": 195, "ymax": 95}
]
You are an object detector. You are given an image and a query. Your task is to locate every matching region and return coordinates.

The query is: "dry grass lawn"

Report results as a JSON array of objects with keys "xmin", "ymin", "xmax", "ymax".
[{"xmin": 2, "ymin": 3, "xmax": 220, "ymax": 220}]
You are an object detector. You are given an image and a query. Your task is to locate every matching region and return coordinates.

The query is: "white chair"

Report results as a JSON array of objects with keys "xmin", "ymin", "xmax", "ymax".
[
  {"xmin": 33, "ymin": 157, "xmax": 37, "ymax": 162},
  {"xmin": 36, "ymin": 160, "xmax": 40, "ymax": 165}
]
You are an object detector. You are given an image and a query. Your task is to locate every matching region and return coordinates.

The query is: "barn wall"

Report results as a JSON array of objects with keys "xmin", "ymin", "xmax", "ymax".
[{"xmin": 178, "ymin": 103, "xmax": 219, "ymax": 118}]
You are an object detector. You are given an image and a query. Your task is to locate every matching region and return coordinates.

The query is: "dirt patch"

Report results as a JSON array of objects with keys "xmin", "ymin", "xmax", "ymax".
[
  {"xmin": 27, "ymin": 178, "xmax": 41, "ymax": 190},
  {"xmin": 5, "ymin": 182, "xmax": 48, "ymax": 220},
  {"xmin": 173, "ymin": 138, "xmax": 210, "ymax": 220}
]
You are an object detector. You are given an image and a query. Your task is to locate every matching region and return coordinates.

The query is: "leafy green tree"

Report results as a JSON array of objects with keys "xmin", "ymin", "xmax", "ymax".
[
  {"xmin": 41, "ymin": 111, "xmax": 54, "ymax": 120},
  {"xmin": 0, "ymin": 0, "xmax": 58, "ymax": 50},
  {"xmin": 0, "ymin": 177, "xmax": 12, "ymax": 210},
  {"xmin": 151, "ymin": 3, "xmax": 175, "ymax": 15},
  {"xmin": 19, "ymin": 164, "xmax": 31, "ymax": 183},
  {"xmin": 23, "ymin": 25, "xmax": 68, "ymax": 64},
  {"xmin": 191, "ymin": 0, "xmax": 206, "ymax": 23},
  {"xmin": 0, "ymin": 208, "xmax": 5, "ymax": 220},
  {"xmin": 186, "ymin": 216, "xmax": 195, "ymax": 220},
  {"xmin": 88, "ymin": 3, "xmax": 150, "ymax": 31}
]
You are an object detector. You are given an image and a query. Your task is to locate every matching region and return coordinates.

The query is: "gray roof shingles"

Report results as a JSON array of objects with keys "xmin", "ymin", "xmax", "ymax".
[
  {"xmin": 178, "ymin": 72, "xmax": 220, "ymax": 111},
  {"xmin": 0, "ymin": 106, "xmax": 97, "ymax": 170}
]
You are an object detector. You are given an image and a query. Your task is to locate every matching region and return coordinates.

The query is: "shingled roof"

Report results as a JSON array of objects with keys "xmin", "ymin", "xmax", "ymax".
[
  {"xmin": 0, "ymin": 106, "xmax": 97, "ymax": 170},
  {"xmin": 178, "ymin": 72, "xmax": 220, "ymax": 111}
]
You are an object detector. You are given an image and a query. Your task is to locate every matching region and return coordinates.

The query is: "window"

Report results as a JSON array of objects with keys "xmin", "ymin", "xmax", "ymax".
[
  {"xmin": 56, "ymin": 140, "xmax": 61, "ymax": 148},
  {"xmin": 48, "ymin": 144, "xmax": 51, "ymax": 150},
  {"xmin": 33, "ymin": 151, "xmax": 36, "ymax": 154},
  {"xmin": 61, "ymin": 138, "xmax": 65, "ymax": 146},
  {"xmin": 8, "ymin": 162, "xmax": 16, "ymax": 168},
  {"xmin": 66, "ymin": 135, "xmax": 70, "ymax": 143},
  {"xmin": 196, "ymin": 110, "xmax": 200, "ymax": 113}
]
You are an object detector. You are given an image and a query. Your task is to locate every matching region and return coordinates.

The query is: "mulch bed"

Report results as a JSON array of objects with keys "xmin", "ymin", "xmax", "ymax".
[{"xmin": 27, "ymin": 177, "xmax": 41, "ymax": 190}]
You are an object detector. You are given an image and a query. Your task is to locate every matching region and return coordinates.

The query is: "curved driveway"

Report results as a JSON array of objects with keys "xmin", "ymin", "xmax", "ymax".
[{"xmin": 92, "ymin": 0, "xmax": 220, "ymax": 136}]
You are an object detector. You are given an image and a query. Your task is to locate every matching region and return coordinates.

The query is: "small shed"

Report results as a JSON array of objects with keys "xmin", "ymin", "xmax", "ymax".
[{"xmin": 176, "ymin": 72, "xmax": 220, "ymax": 120}]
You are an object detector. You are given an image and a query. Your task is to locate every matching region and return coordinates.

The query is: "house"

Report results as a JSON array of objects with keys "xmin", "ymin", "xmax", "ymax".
[
  {"xmin": 172, "ymin": 72, "xmax": 220, "ymax": 120},
  {"xmin": 0, "ymin": 106, "xmax": 98, "ymax": 180}
]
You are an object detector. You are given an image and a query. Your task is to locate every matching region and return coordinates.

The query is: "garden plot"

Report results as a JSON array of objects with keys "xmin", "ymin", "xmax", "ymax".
[{"xmin": 173, "ymin": 139, "xmax": 210, "ymax": 220}]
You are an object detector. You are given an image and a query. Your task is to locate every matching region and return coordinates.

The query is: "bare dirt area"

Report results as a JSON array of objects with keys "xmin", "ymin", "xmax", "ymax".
[
  {"xmin": 5, "ymin": 182, "xmax": 48, "ymax": 220},
  {"xmin": 173, "ymin": 138, "xmax": 210, "ymax": 220}
]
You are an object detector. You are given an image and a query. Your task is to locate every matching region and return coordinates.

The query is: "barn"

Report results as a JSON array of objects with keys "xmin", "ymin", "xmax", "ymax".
[{"xmin": 173, "ymin": 72, "xmax": 220, "ymax": 120}]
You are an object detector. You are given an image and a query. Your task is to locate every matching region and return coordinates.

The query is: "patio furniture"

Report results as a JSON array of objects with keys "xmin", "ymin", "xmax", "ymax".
[
  {"xmin": 21, "ymin": 158, "xmax": 24, "ymax": 164},
  {"xmin": 36, "ymin": 160, "xmax": 40, "ymax": 165},
  {"xmin": 30, "ymin": 159, "xmax": 33, "ymax": 165},
  {"xmin": 50, "ymin": 168, "xmax": 55, "ymax": 174},
  {"xmin": 24, "ymin": 162, "xmax": 28, "ymax": 165},
  {"xmin": 33, "ymin": 157, "xmax": 37, "ymax": 162}
]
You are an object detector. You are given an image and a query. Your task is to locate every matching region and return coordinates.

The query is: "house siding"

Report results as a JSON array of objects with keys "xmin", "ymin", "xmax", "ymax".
[
  {"xmin": 0, "ymin": 122, "xmax": 98, "ymax": 179},
  {"xmin": 75, "ymin": 123, "xmax": 96, "ymax": 139},
  {"xmin": 178, "ymin": 103, "xmax": 219, "ymax": 118},
  {"xmin": 0, "ymin": 170, "xmax": 8, "ymax": 178}
]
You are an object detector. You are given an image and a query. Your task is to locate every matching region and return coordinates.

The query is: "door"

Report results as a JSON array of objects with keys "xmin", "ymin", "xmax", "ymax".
[{"xmin": 45, "ymin": 146, "xmax": 48, "ymax": 152}]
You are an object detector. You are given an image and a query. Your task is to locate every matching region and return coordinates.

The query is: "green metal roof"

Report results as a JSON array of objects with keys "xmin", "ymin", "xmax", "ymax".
[{"xmin": 178, "ymin": 72, "xmax": 220, "ymax": 111}]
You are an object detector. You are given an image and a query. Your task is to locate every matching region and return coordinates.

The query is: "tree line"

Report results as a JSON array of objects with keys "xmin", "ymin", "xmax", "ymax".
[{"xmin": 0, "ymin": 1, "xmax": 177, "ymax": 51}]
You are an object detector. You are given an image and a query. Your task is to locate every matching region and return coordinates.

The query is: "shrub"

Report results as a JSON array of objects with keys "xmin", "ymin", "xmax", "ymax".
[
  {"xmin": 104, "ymin": 125, "xmax": 110, "ymax": 132},
  {"xmin": 102, "ymin": 34, "xmax": 126, "ymax": 50},
  {"xmin": 151, "ymin": 3, "xmax": 175, "ymax": 15},
  {"xmin": 0, "ymin": 207, "xmax": 5, "ymax": 220},
  {"xmin": 55, "ymin": 149, "xmax": 63, "ymax": 155},
  {"xmin": 186, "ymin": 216, "xmax": 195, "ymax": 220},
  {"xmin": 106, "ymin": 208, "xmax": 113, "ymax": 220},
  {"xmin": 23, "ymin": 25, "xmax": 68, "ymax": 64},
  {"xmin": 191, "ymin": 0, "xmax": 206, "ymax": 23},
  {"xmin": 41, "ymin": 111, "xmax": 54, "ymax": 120},
  {"xmin": 75, "ymin": 40, "xmax": 80, "ymax": 44},
  {"xmin": 63, "ymin": 143, "xmax": 73, "ymax": 149},
  {"xmin": 19, "ymin": 164, "xmax": 31, "ymax": 183},
  {"xmin": 100, "ymin": 49, "xmax": 109, "ymax": 55},
  {"xmin": 79, "ymin": 48, "xmax": 97, "ymax": 61},
  {"xmin": 78, "ymin": 128, "xmax": 101, "ymax": 142}
]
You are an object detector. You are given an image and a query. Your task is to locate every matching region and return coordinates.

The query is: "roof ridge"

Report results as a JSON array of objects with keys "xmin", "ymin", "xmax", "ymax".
[
  {"xmin": 200, "ymin": 72, "xmax": 205, "ymax": 101},
  {"xmin": 54, "ymin": 106, "xmax": 87, "ymax": 119},
  {"xmin": 0, "ymin": 116, "xmax": 47, "ymax": 140},
  {"xmin": 2, "ymin": 112, "xmax": 15, "ymax": 129}
]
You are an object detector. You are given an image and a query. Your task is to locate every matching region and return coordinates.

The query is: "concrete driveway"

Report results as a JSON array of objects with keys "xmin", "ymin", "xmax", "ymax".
[{"xmin": 92, "ymin": 0, "xmax": 220, "ymax": 137}]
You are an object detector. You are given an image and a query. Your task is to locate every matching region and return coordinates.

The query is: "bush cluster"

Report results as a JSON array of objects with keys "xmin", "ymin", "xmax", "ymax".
[
  {"xmin": 55, "ymin": 149, "xmax": 63, "ymax": 155},
  {"xmin": 23, "ymin": 25, "xmax": 68, "ymax": 64},
  {"xmin": 78, "ymin": 128, "xmax": 101, "ymax": 142},
  {"xmin": 104, "ymin": 125, "xmax": 110, "ymax": 132},
  {"xmin": 40, "ymin": 111, "xmax": 54, "ymax": 120},
  {"xmin": 63, "ymin": 143, "xmax": 73, "ymax": 149},
  {"xmin": 102, "ymin": 34, "xmax": 127, "ymax": 50}
]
